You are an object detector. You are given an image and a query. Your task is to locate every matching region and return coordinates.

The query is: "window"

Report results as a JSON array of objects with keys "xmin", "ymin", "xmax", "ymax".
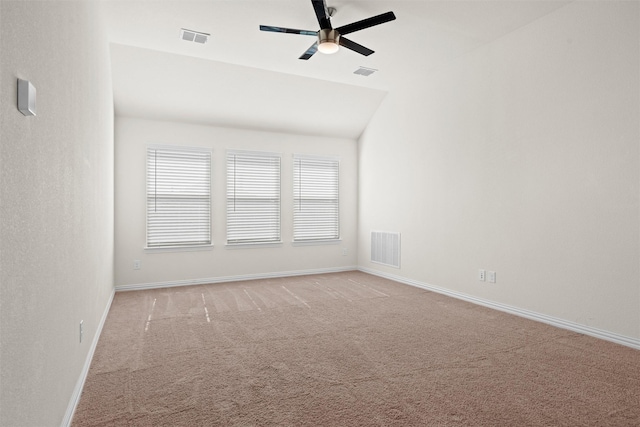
[
  {"xmin": 226, "ymin": 150, "xmax": 281, "ymax": 244},
  {"xmin": 146, "ymin": 146, "xmax": 211, "ymax": 248},
  {"xmin": 293, "ymin": 155, "xmax": 339, "ymax": 241}
]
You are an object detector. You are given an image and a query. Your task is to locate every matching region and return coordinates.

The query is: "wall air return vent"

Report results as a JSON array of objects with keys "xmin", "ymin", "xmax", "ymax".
[
  {"xmin": 180, "ymin": 28, "xmax": 209, "ymax": 44},
  {"xmin": 371, "ymin": 231, "xmax": 401, "ymax": 268}
]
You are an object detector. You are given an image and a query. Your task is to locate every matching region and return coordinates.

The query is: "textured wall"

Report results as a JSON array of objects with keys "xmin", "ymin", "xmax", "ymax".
[
  {"xmin": 115, "ymin": 117, "xmax": 357, "ymax": 287},
  {"xmin": 0, "ymin": 1, "xmax": 114, "ymax": 425},
  {"xmin": 358, "ymin": 1, "xmax": 640, "ymax": 339}
]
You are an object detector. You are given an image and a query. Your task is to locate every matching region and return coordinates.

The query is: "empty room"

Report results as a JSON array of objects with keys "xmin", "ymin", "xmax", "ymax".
[{"xmin": 1, "ymin": 0, "xmax": 639, "ymax": 426}]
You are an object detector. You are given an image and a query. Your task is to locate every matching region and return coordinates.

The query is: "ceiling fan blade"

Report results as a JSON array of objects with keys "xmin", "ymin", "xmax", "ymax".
[
  {"xmin": 339, "ymin": 37, "xmax": 374, "ymax": 56},
  {"xmin": 260, "ymin": 25, "xmax": 317, "ymax": 36},
  {"xmin": 335, "ymin": 11, "xmax": 396, "ymax": 35},
  {"xmin": 311, "ymin": 0, "xmax": 332, "ymax": 30},
  {"xmin": 299, "ymin": 42, "xmax": 318, "ymax": 60}
]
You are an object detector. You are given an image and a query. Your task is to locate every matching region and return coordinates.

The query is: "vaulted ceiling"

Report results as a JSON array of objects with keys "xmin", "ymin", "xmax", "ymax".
[{"xmin": 102, "ymin": 0, "xmax": 571, "ymax": 139}]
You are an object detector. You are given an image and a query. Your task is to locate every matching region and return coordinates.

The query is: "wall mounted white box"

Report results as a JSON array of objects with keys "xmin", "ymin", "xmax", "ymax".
[{"xmin": 17, "ymin": 79, "xmax": 36, "ymax": 116}]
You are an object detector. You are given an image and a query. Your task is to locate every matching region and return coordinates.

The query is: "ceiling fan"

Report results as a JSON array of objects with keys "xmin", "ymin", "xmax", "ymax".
[{"xmin": 259, "ymin": 0, "xmax": 396, "ymax": 60}]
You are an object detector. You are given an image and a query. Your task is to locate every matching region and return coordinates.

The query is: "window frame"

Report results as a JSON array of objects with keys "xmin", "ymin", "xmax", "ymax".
[
  {"xmin": 292, "ymin": 154, "xmax": 340, "ymax": 243},
  {"xmin": 226, "ymin": 149, "xmax": 282, "ymax": 246},
  {"xmin": 145, "ymin": 144, "xmax": 212, "ymax": 251}
]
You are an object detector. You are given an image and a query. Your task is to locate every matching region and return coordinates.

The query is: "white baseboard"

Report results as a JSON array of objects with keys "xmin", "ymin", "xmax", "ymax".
[
  {"xmin": 115, "ymin": 265, "xmax": 359, "ymax": 292},
  {"xmin": 359, "ymin": 267, "xmax": 640, "ymax": 351},
  {"xmin": 61, "ymin": 288, "xmax": 116, "ymax": 427}
]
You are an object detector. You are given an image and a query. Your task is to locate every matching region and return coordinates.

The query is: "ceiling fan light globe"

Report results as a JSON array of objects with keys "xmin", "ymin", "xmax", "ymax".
[{"xmin": 318, "ymin": 41, "xmax": 339, "ymax": 54}]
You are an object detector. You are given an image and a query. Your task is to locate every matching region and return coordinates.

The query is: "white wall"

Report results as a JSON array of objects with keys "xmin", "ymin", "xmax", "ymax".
[
  {"xmin": 0, "ymin": 1, "xmax": 114, "ymax": 426},
  {"xmin": 358, "ymin": 1, "xmax": 639, "ymax": 340},
  {"xmin": 115, "ymin": 117, "xmax": 357, "ymax": 287}
]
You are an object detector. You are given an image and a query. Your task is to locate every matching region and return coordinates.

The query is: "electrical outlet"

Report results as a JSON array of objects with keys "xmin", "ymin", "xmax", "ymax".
[
  {"xmin": 133, "ymin": 260, "xmax": 141, "ymax": 270},
  {"xmin": 488, "ymin": 271, "xmax": 496, "ymax": 283},
  {"xmin": 79, "ymin": 320, "xmax": 83, "ymax": 343},
  {"xmin": 478, "ymin": 269, "xmax": 486, "ymax": 281},
  {"xmin": 342, "ymin": 247, "xmax": 348, "ymax": 256}
]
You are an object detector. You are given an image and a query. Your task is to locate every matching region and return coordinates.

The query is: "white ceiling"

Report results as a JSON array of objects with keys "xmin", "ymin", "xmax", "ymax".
[{"xmin": 103, "ymin": 0, "xmax": 571, "ymax": 139}]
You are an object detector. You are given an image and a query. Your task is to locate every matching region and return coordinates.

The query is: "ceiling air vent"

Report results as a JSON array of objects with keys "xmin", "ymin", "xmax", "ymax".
[
  {"xmin": 180, "ymin": 28, "xmax": 209, "ymax": 44},
  {"xmin": 354, "ymin": 66, "xmax": 377, "ymax": 76}
]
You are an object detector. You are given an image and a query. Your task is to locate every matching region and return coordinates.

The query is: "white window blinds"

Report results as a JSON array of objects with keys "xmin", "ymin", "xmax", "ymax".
[
  {"xmin": 227, "ymin": 151, "xmax": 281, "ymax": 244},
  {"xmin": 293, "ymin": 155, "xmax": 339, "ymax": 241},
  {"xmin": 146, "ymin": 146, "xmax": 211, "ymax": 248}
]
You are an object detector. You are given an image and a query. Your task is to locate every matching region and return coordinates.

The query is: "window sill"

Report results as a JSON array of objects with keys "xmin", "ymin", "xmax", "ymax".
[
  {"xmin": 144, "ymin": 244, "xmax": 213, "ymax": 253},
  {"xmin": 225, "ymin": 241, "xmax": 283, "ymax": 249},
  {"xmin": 292, "ymin": 239, "xmax": 342, "ymax": 246}
]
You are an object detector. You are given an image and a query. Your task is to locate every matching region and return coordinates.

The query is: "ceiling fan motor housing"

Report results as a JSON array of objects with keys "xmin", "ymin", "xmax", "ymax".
[{"xmin": 318, "ymin": 28, "xmax": 340, "ymax": 54}]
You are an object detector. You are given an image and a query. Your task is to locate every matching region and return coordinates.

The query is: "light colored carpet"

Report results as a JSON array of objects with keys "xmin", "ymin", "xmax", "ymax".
[{"xmin": 72, "ymin": 271, "xmax": 640, "ymax": 426}]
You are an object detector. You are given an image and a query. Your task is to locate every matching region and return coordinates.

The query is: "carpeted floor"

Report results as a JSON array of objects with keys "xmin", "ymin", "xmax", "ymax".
[{"xmin": 72, "ymin": 271, "xmax": 640, "ymax": 426}]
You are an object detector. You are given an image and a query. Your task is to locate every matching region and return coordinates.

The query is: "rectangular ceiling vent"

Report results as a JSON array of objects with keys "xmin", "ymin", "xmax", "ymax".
[
  {"xmin": 371, "ymin": 231, "xmax": 401, "ymax": 268},
  {"xmin": 180, "ymin": 28, "xmax": 209, "ymax": 44},
  {"xmin": 354, "ymin": 66, "xmax": 377, "ymax": 77}
]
